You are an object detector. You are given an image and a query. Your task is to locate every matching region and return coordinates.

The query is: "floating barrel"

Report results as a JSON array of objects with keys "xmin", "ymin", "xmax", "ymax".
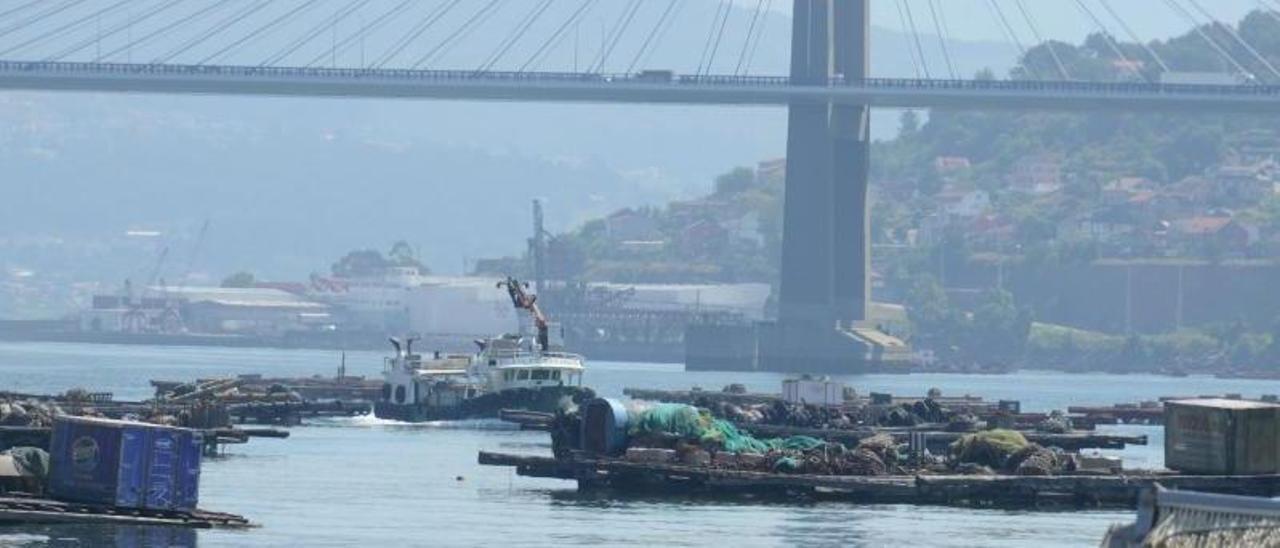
[{"xmin": 580, "ymin": 398, "xmax": 630, "ymax": 456}]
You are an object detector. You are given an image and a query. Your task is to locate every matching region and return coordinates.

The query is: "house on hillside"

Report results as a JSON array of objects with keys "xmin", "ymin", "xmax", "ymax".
[
  {"xmin": 936, "ymin": 187, "xmax": 991, "ymax": 221},
  {"xmin": 1209, "ymin": 159, "xmax": 1279, "ymax": 206},
  {"xmin": 605, "ymin": 209, "xmax": 663, "ymax": 244},
  {"xmin": 677, "ymin": 219, "xmax": 730, "ymax": 258},
  {"xmin": 934, "ymin": 156, "xmax": 972, "ymax": 183},
  {"xmin": 757, "ymin": 158, "xmax": 786, "ymax": 184},
  {"xmin": 667, "ymin": 198, "xmax": 733, "ymax": 226},
  {"xmin": 723, "ymin": 211, "xmax": 764, "ymax": 247},
  {"xmin": 1006, "ymin": 152, "xmax": 1065, "ymax": 195},
  {"xmin": 1171, "ymin": 216, "xmax": 1258, "ymax": 256},
  {"xmin": 1102, "ymin": 177, "xmax": 1155, "ymax": 205},
  {"xmin": 967, "ymin": 214, "xmax": 1016, "ymax": 248}
]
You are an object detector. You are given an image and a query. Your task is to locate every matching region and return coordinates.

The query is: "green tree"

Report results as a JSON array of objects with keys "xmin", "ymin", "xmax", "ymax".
[
  {"xmin": 905, "ymin": 274, "xmax": 950, "ymax": 336},
  {"xmin": 331, "ymin": 250, "xmax": 390, "ymax": 278},
  {"xmin": 971, "ymin": 288, "xmax": 1032, "ymax": 360},
  {"xmin": 899, "ymin": 110, "xmax": 921, "ymax": 137},
  {"xmin": 220, "ymin": 271, "xmax": 256, "ymax": 288},
  {"xmin": 714, "ymin": 167, "xmax": 757, "ymax": 196}
]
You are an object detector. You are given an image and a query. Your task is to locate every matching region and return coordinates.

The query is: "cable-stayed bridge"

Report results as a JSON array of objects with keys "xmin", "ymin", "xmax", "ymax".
[
  {"xmin": 3, "ymin": 60, "xmax": 1280, "ymax": 111},
  {"xmin": 4, "ymin": 0, "xmax": 1279, "ymax": 372}
]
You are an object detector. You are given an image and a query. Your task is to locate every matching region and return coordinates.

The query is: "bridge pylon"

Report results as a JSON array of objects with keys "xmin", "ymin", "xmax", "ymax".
[{"xmin": 756, "ymin": 0, "xmax": 907, "ymax": 373}]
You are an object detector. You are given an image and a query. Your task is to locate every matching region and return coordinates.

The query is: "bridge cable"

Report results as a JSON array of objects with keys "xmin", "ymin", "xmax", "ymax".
[
  {"xmin": 985, "ymin": 0, "xmax": 1039, "ymax": 80},
  {"xmin": 1183, "ymin": 0, "xmax": 1280, "ymax": 81},
  {"xmin": 0, "ymin": 0, "xmax": 93, "ymax": 45},
  {"xmin": 1160, "ymin": 0, "xmax": 1253, "ymax": 79},
  {"xmin": 261, "ymin": 0, "xmax": 370, "ymax": 67},
  {"xmin": 411, "ymin": 0, "xmax": 502, "ymax": 70},
  {"xmin": 902, "ymin": 0, "xmax": 932, "ymax": 79},
  {"xmin": 517, "ymin": 0, "xmax": 599, "ymax": 72},
  {"xmin": 46, "ymin": 0, "xmax": 185, "ymax": 62},
  {"xmin": 591, "ymin": 0, "xmax": 643, "ymax": 73},
  {"xmin": 477, "ymin": 0, "xmax": 554, "ymax": 73},
  {"xmin": 696, "ymin": 0, "xmax": 731, "ymax": 76},
  {"xmin": 926, "ymin": 0, "xmax": 958, "ymax": 79},
  {"xmin": 0, "ymin": 0, "xmax": 132, "ymax": 59},
  {"xmin": 634, "ymin": 0, "xmax": 689, "ymax": 73},
  {"xmin": 702, "ymin": 0, "xmax": 737, "ymax": 75},
  {"xmin": 702, "ymin": 0, "xmax": 737, "ymax": 76},
  {"xmin": 893, "ymin": 0, "xmax": 923, "ymax": 79},
  {"xmin": 154, "ymin": 0, "xmax": 272, "ymax": 64},
  {"xmin": 1013, "ymin": 0, "xmax": 1071, "ymax": 80},
  {"xmin": 629, "ymin": 0, "xmax": 680, "ymax": 74},
  {"xmin": 740, "ymin": 0, "xmax": 774, "ymax": 75},
  {"xmin": 372, "ymin": 0, "xmax": 460, "ymax": 69},
  {"xmin": 1097, "ymin": 0, "xmax": 1171, "ymax": 73},
  {"xmin": 96, "ymin": 0, "xmax": 231, "ymax": 62},
  {"xmin": 304, "ymin": 0, "xmax": 415, "ymax": 68},
  {"xmin": 1071, "ymin": 0, "xmax": 1148, "ymax": 82},
  {"xmin": 202, "ymin": 0, "xmax": 325, "ymax": 66},
  {"xmin": 0, "ymin": 0, "xmax": 48, "ymax": 25},
  {"xmin": 732, "ymin": 0, "xmax": 766, "ymax": 76}
]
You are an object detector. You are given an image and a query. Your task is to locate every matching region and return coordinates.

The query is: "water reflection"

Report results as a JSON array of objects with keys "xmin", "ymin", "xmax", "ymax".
[{"xmin": 0, "ymin": 525, "xmax": 197, "ymax": 548}]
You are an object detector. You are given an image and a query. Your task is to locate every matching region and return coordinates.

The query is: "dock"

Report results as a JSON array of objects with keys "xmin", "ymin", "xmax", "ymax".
[
  {"xmin": 0, "ymin": 495, "xmax": 250, "ymax": 529},
  {"xmin": 478, "ymin": 452, "xmax": 1280, "ymax": 508}
]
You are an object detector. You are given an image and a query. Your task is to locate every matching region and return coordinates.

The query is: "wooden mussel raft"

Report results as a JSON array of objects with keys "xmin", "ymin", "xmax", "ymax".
[
  {"xmin": 0, "ymin": 389, "xmax": 289, "ymax": 457},
  {"xmin": 478, "ymin": 452, "xmax": 1280, "ymax": 508},
  {"xmin": 0, "ymin": 417, "xmax": 252, "ymax": 528},
  {"xmin": 152, "ymin": 373, "xmax": 380, "ymax": 426},
  {"xmin": 0, "ymin": 494, "xmax": 250, "ymax": 529},
  {"xmin": 618, "ymin": 383, "xmax": 1145, "ymax": 454},
  {"xmin": 479, "ymin": 397, "xmax": 1278, "ymax": 509}
]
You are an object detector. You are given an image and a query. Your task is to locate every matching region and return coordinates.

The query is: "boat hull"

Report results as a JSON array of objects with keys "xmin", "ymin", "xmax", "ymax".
[{"xmin": 373, "ymin": 386, "xmax": 595, "ymax": 423}]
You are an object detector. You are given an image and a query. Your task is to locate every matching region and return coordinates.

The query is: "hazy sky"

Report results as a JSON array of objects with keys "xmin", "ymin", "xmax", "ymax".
[{"xmin": 767, "ymin": 0, "xmax": 1266, "ymax": 43}]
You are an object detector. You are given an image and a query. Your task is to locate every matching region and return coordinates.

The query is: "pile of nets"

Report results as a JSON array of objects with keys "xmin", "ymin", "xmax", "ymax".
[
  {"xmin": 950, "ymin": 429, "xmax": 1068, "ymax": 475},
  {"xmin": 629, "ymin": 404, "xmax": 825, "ymax": 455},
  {"xmin": 627, "ymin": 404, "xmax": 908, "ymax": 476},
  {"xmin": 949, "ymin": 429, "xmax": 1029, "ymax": 470}
]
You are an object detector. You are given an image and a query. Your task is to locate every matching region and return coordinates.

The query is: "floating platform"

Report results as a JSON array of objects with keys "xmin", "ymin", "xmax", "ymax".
[
  {"xmin": 478, "ymin": 452, "xmax": 1280, "ymax": 508},
  {"xmin": 0, "ymin": 495, "xmax": 250, "ymax": 529},
  {"xmin": 737, "ymin": 423, "xmax": 1147, "ymax": 452}
]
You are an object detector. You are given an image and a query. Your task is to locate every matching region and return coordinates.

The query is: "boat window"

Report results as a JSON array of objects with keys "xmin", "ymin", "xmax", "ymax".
[
  {"xmin": 550, "ymin": 370, "xmax": 561, "ymax": 381},
  {"xmin": 517, "ymin": 370, "xmax": 530, "ymax": 381},
  {"xmin": 503, "ymin": 370, "xmax": 513, "ymax": 381},
  {"xmin": 381, "ymin": 383, "xmax": 391, "ymax": 401},
  {"xmin": 394, "ymin": 385, "xmax": 406, "ymax": 404},
  {"xmin": 531, "ymin": 369, "xmax": 550, "ymax": 381}
]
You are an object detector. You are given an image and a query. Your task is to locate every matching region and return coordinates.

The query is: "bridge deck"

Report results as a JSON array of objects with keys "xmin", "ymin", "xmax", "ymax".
[{"xmin": 0, "ymin": 61, "xmax": 1278, "ymax": 111}]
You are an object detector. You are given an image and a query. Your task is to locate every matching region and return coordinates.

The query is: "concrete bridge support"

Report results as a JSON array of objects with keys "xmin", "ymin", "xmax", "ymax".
[{"xmin": 760, "ymin": 0, "xmax": 879, "ymax": 373}]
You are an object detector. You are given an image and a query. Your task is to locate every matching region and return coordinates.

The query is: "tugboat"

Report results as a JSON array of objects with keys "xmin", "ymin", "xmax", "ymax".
[{"xmin": 373, "ymin": 277, "xmax": 594, "ymax": 422}]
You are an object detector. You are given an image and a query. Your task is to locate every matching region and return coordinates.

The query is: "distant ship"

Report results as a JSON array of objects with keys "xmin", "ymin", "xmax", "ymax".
[{"xmin": 373, "ymin": 277, "xmax": 593, "ymax": 422}]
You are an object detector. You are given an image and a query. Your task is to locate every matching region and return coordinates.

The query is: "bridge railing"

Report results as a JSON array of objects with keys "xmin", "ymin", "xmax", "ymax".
[{"xmin": 2, "ymin": 59, "xmax": 1279, "ymax": 98}]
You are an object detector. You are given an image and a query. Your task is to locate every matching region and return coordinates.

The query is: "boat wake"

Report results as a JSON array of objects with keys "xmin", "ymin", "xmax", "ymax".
[{"xmin": 324, "ymin": 413, "xmax": 520, "ymax": 431}]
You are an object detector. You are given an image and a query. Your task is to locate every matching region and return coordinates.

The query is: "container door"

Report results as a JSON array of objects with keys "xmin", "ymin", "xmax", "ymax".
[
  {"xmin": 176, "ymin": 430, "xmax": 203, "ymax": 511},
  {"xmin": 50, "ymin": 419, "xmax": 127, "ymax": 506},
  {"xmin": 144, "ymin": 429, "xmax": 181, "ymax": 510},
  {"xmin": 115, "ymin": 427, "xmax": 147, "ymax": 508}
]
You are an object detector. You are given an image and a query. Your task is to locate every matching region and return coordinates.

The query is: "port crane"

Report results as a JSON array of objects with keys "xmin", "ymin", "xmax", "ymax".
[{"xmin": 498, "ymin": 276, "xmax": 549, "ymax": 352}]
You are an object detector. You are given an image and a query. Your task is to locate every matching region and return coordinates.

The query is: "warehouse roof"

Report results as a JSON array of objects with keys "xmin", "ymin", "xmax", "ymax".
[
  {"xmin": 149, "ymin": 286, "xmax": 327, "ymax": 310},
  {"xmin": 1167, "ymin": 398, "xmax": 1280, "ymax": 410}
]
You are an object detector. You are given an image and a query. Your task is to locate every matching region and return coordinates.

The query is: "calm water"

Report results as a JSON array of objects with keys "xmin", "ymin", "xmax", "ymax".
[{"xmin": 1, "ymin": 342, "xmax": 1277, "ymax": 547}]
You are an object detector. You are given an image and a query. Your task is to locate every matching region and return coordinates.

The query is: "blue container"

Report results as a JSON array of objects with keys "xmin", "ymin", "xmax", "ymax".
[
  {"xmin": 48, "ymin": 416, "xmax": 202, "ymax": 511},
  {"xmin": 581, "ymin": 398, "xmax": 630, "ymax": 456}
]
